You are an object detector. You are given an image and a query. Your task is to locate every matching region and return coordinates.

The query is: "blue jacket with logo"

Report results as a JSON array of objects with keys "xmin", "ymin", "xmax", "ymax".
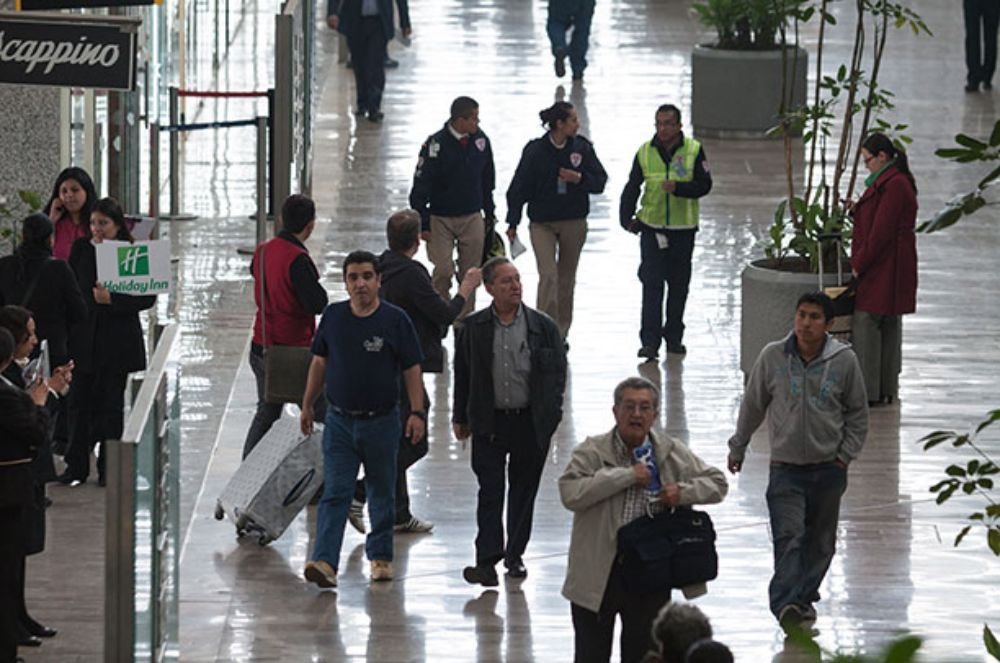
[
  {"xmin": 505, "ymin": 133, "xmax": 608, "ymax": 228},
  {"xmin": 409, "ymin": 123, "xmax": 497, "ymax": 231}
]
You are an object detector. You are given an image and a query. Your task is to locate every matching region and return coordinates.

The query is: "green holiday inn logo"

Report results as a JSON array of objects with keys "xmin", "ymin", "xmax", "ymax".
[{"xmin": 117, "ymin": 245, "xmax": 150, "ymax": 277}]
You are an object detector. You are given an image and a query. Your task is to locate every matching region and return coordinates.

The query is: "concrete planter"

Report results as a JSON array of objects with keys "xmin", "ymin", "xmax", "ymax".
[
  {"xmin": 692, "ymin": 45, "xmax": 808, "ymax": 138},
  {"xmin": 740, "ymin": 258, "xmax": 846, "ymax": 376}
]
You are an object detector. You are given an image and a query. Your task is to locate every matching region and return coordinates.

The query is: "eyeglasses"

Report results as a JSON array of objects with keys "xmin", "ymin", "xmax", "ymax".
[
  {"xmin": 619, "ymin": 402, "xmax": 656, "ymax": 414},
  {"xmin": 862, "ymin": 153, "xmax": 877, "ymax": 165}
]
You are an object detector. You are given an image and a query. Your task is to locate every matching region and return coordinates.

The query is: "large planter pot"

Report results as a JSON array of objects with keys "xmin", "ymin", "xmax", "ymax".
[
  {"xmin": 740, "ymin": 258, "xmax": 846, "ymax": 376},
  {"xmin": 692, "ymin": 45, "xmax": 808, "ymax": 138}
]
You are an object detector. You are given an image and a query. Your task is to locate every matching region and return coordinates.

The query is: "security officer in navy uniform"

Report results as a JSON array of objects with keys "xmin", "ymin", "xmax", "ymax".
[
  {"xmin": 620, "ymin": 104, "xmax": 712, "ymax": 360},
  {"xmin": 327, "ymin": 0, "xmax": 406, "ymax": 122},
  {"xmin": 409, "ymin": 96, "xmax": 497, "ymax": 321}
]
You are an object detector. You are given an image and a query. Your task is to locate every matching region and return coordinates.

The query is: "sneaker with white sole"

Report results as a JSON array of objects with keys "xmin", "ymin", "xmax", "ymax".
[
  {"xmin": 348, "ymin": 499, "xmax": 366, "ymax": 534},
  {"xmin": 304, "ymin": 560, "xmax": 338, "ymax": 588},
  {"xmin": 370, "ymin": 560, "xmax": 393, "ymax": 581},
  {"xmin": 394, "ymin": 516, "xmax": 434, "ymax": 533}
]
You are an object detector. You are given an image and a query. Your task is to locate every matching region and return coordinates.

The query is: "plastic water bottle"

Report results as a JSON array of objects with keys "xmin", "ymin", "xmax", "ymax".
[{"xmin": 632, "ymin": 440, "xmax": 662, "ymax": 494}]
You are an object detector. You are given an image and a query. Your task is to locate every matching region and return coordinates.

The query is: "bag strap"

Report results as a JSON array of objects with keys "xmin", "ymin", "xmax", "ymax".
[
  {"xmin": 258, "ymin": 243, "xmax": 269, "ymax": 350},
  {"xmin": 20, "ymin": 258, "xmax": 51, "ymax": 307}
]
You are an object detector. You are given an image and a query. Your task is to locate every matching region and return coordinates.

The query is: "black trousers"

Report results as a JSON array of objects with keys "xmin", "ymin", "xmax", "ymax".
[
  {"xmin": 65, "ymin": 369, "xmax": 128, "ymax": 481},
  {"xmin": 348, "ymin": 16, "xmax": 388, "ymax": 113},
  {"xmin": 570, "ymin": 562, "xmax": 671, "ymax": 663},
  {"xmin": 470, "ymin": 410, "xmax": 547, "ymax": 567},
  {"xmin": 354, "ymin": 386, "xmax": 430, "ymax": 523},
  {"xmin": 965, "ymin": 0, "xmax": 1000, "ymax": 87},
  {"xmin": 638, "ymin": 228, "xmax": 696, "ymax": 349},
  {"xmin": 0, "ymin": 506, "xmax": 21, "ymax": 663}
]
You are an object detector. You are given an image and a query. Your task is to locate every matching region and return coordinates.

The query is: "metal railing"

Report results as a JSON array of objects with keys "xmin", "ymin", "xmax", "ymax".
[{"xmin": 105, "ymin": 322, "xmax": 181, "ymax": 663}]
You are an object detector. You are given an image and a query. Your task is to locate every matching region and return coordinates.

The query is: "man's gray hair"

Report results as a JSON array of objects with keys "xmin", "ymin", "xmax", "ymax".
[
  {"xmin": 482, "ymin": 256, "xmax": 512, "ymax": 285},
  {"xmin": 651, "ymin": 602, "xmax": 713, "ymax": 663},
  {"xmin": 613, "ymin": 376, "xmax": 660, "ymax": 408}
]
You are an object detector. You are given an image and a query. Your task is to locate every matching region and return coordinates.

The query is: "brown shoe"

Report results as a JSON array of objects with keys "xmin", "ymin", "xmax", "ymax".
[
  {"xmin": 370, "ymin": 560, "xmax": 393, "ymax": 582},
  {"xmin": 304, "ymin": 560, "xmax": 338, "ymax": 588}
]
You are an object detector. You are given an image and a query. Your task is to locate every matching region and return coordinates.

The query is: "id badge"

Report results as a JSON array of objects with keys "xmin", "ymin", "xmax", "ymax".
[{"xmin": 655, "ymin": 233, "xmax": 669, "ymax": 250}]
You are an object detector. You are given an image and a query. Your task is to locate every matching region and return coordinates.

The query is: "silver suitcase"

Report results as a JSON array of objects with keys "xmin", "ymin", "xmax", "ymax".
[{"xmin": 214, "ymin": 417, "xmax": 324, "ymax": 545}]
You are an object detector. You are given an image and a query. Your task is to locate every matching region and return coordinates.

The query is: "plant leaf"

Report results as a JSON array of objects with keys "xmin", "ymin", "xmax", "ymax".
[
  {"xmin": 979, "ymin": 164, "xmax": 1000, "ymax": 190},
  {"xmin": 955, "ymin": 133, "xmax": 988, "ymax": 150},
  {"xmin": 883, "ymin": 635, "xmax": 922, "ymax": 663},
  {"xmin": 990, "ymin": 529, "xmax": 1000, "ymax": 556},
  {"xmin": 946, "ymin": 465, "xmax": 967, "ymax": 477},
  {"xmin": 980, "ymin": 478, "xmax": 995, "ymax": 489},
  {"xmin": 990, "ymin": 120, "xmax": 1000, "ymax": 147},
  {"xmin": 954, "ymin": 525, "xmax": 972, "ymax": 547},
  {"xmin": 984, "ymin": 624, "xmax": 1000, "ymax": 660}
]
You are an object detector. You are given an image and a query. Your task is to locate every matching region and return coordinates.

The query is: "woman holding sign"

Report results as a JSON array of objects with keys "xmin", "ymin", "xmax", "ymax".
[{"xmin": 62, "ymin": 198, "xmax": 155, "ymax": 486}]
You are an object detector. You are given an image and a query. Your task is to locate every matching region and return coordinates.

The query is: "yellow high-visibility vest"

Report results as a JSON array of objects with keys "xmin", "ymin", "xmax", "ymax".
[{"xmin": 635, "ymin": 137, "xmax": 701, "ymax": 230}]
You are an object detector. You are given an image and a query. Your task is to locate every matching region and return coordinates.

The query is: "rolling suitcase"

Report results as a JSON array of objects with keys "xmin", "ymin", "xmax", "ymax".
[
  {"xmin": 214, "ymin": 417, "xmax": 324, "ymax": 545},
  {"xmin": 818, "ymin": 233, "xmax": 854, "ymax": 342}
]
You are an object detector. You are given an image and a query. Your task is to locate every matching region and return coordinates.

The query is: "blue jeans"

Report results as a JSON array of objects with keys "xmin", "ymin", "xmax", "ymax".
[
  {"xmin": 546, "ymin": 0, "xmax": 596, "ymax": 76},
  {"xmin": 766, "ymin": 462, "xmax": 847, "ymax": 617},
  {"xmin": 312, "ymin": 408, "xmax": 399, "ymax": 569}
]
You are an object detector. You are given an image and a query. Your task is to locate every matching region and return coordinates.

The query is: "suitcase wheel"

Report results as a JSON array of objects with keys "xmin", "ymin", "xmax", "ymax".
[{"xmin": 214, "ymin": 503, "xmax": 225, "ymax": 521}]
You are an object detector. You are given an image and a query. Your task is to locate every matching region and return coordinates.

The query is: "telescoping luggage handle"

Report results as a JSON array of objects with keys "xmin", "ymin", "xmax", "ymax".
[{"xmin": 817, "ymin": 232, "xmax": 846, "ymax": 290}]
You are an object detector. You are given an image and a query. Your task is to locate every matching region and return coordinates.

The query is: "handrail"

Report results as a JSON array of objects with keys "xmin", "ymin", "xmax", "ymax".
[{"xmin": 105, "ymin": 321, "xmax": 181, "ymax": 663}]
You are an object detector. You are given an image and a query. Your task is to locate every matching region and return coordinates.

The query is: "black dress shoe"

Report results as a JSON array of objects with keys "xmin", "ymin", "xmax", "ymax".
[
  {"xmin": 22, "ymin": 616, "xmax": 57, "ymax": 638},
  {"xmin": 637, "ymin": 346, "xmax": 658, "ymax": 361},
  {"xmin": 666, "ymin": 342, "xmax": 687, "ymax": 355},
  {"xmin": 505, "ymin": 562, "xmax": 527, "ymax": 579},
  {"xmin": 18, "ymin": 634, "xmax": 42, "ymax": 647},
  {"xmin": 385, "ymin": 56, "xmax": 399, "ymax": 68},
  {"xmin": 56, "ymin": 472, "xmax": 84, "ymax": 485},
  {"xmin": 462, "ymin": 564, "xmax": 498, "ymax": 587},
  {"xmin": 366, "ymin": 110, "xmax": 384, "ymax": 123}
]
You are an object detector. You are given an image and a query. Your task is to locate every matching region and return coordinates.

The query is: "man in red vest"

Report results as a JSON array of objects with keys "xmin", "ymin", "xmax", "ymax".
[{"xmin": 243, "ymin": 194, "xmax": 328, "ymax": 458}]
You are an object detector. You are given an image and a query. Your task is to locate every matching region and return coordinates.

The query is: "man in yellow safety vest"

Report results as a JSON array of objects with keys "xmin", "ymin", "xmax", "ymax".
[{"xmin": 620, "ymin": 104, "xmax": 713, "ymax": 360}]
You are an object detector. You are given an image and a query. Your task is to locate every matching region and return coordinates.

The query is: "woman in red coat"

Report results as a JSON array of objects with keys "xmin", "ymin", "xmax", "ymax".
[{"xmin": 850, "ymin": 133, "xmax": 918, "ymax": 405}]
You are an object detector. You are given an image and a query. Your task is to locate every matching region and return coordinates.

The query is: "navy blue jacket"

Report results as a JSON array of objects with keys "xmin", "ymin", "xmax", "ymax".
[
  {"xmin": 327, "ymin": 0, "xmax": 410, "ymax": 38},
  {"xmin": 505, "ymin": 133, "xmax": 607, "ymax": 227},
  {"xmin": 409, "ymin": 123, "xmax": 497, "ymax": 231}
]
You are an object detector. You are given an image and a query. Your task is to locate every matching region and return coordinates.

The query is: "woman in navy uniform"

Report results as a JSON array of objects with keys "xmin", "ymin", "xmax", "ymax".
[{"xmin": 505, "ymin": 101, "xmax": 607, "ymax": 342}]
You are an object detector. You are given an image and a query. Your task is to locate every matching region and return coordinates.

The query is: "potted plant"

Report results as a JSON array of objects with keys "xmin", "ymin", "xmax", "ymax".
[
  {"xmin": 691, "ymin": 0, "xmax": 810, "ymax": 136},
  {"xmin": 0, "ymin": 190, "xmax": 43, "ymax": 255},
  {"xmin": 738, "ymin": 0, "xmax": 930, "ymax": 375}
]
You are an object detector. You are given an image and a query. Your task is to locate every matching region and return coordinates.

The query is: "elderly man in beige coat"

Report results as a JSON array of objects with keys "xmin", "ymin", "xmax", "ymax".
[{"xmin": 560, "ymin": 376, "xmax": 727, "ymax": 663}]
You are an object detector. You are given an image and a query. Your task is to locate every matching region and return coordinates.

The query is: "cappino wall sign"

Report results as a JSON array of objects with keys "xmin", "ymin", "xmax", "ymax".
[{"xmin": 0, "ymin": 13, "xmax": 139, "ymax": 90}]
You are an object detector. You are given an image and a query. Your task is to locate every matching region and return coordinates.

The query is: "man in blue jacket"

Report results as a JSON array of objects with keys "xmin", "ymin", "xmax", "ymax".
[
  {"xmin": 409, "ymin": 96, "xmax": 497, "ymax": 321},
  {"xmin": 727, "ymin": 292, "xmax": 868, "ymax": 633},
  {"xmin": 327, "ymin": 0, "xmax": 407, "ymax": 122}
]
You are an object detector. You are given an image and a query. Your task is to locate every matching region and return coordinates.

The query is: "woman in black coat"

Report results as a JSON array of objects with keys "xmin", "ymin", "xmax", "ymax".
[
  {"xmin": 0, "ymin": 214, "xmax": 88, "ymax": 367},
  {"xmin": 63, "ymin": 197, "xmax": 155, "ymax": 485},
  {"xmin": 0, "ymin": 315, "xmax": 69, "ymax": 653},
  {"xmin": 0, "ymin": 213, "xmax": 88, "ymax": 455}
]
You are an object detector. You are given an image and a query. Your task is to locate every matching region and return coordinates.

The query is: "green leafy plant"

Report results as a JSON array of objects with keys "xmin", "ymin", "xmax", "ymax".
[
  {"xmin": 784, "ymin": 629, "xmax": 923, "ymax": 662},
  {"xmin": 761, "ymin": 0, "xmax": 930, "ymax": 270},
  {"xmin": 693, "ymin": 0, "xmax": 810, "ymax": 50},
  {"xmin": 918, "ymin": 119, "xmax": 1000, "ymax": 233},
  {"xmin": 919, "ymin": 410, "xmax": 1000, "ymax": 556},
  {"xmin": 0, "ymin": 190, "xmax": 44, "ymax": 253}
]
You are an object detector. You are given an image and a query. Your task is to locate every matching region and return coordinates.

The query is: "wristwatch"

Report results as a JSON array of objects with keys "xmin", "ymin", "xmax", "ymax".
[{"xmin": 410, "ymin": 410, "xmax": 427, "ymax": 421}]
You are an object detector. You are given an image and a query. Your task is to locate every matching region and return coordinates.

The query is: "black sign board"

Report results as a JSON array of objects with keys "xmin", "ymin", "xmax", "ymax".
[
  {"xmin": 16, "ymin": 0, "xmax": 159, "ymax": 10},
  {"xmin": 0, "ymin": 16, "xmax": 137, "ymax": 90}
]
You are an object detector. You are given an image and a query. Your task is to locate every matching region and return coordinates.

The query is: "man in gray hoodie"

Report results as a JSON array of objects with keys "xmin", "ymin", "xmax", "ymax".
[{"xmin": 727, "ymin": 292, "xmax": 868, "ymax": 633}]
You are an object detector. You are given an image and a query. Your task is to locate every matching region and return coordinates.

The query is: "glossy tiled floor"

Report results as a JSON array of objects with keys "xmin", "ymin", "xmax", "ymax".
[{"xmin": 24, "ymin": 0, "xmax": 1000, "ymax": 661}]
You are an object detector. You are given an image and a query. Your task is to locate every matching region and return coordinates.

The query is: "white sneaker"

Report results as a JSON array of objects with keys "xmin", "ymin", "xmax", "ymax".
[
  {"xmin": 394, "ymin": 516, "xmax": 434, "ymax": 533},
  {"xmin": 348, "ymin": 499, "xmax": 366, "ymax": 534}
]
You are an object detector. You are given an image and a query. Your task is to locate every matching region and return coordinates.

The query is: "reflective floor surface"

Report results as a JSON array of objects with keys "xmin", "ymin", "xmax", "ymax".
[{"xmin": 25, "ymin": 0, "xmax": 1000, "ymax": 661}]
